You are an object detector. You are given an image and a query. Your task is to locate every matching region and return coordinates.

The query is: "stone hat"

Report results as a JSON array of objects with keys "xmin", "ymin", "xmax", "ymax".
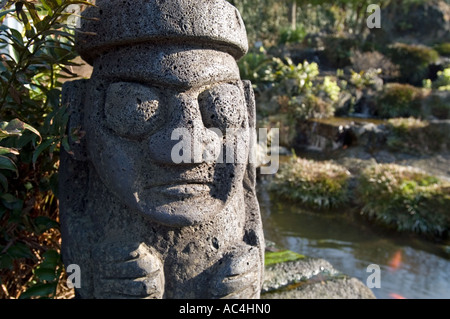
[{"xmin": 76, "ymin": 0, "xmax": 249, "ymax": 65}]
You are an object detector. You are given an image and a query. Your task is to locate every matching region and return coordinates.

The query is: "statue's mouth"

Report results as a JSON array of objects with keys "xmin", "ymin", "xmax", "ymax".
[
  {"xmin": 152, "ymin": 183, "xmax": 212, "ymax": 199},
  {"xmin": 145, "ymin": 181, "xmax": 215, "ymax": 199}
]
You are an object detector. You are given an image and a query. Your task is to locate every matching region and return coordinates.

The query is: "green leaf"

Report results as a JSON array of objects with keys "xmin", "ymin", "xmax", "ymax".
[
  {"xmin": 19, "ymin": 282, "xmax": 57, "ymax": 299},
  {"xmin": 0, "ymin": 146, "xmax": 19, "ymax": 155},
  {"xmin": 9, "ymin": 28, "xmax": 24, "ymax": 47},
  {"xmin": 7, "ymin": 242, "xmax": 34, "ymax": 259},
  {"xmin": 19, "ymin": 9, "xmax": 34, "ymax": 39},
  {"xmin": 1, "ymin": 193, "xmax": 23, "ymax": 211},
  {"xmin": 34, "ymin": 266, "xmax": 58, "ymax": 282},
  {"xmin": 34, "ymin": 216, "xmax": 59, "ymax": 234},
  {"xmin": 61, "ymin": 135, "xmax": 70, "ymax": 152},
  {"xmin": 40, "ymin": 250, "xmax": 60, "ymax": 270},
  {"xmin": 0, "ymin": 192, "xmax": 18, "ymax": 202},
  {"xmin": 24, "ymin": 2, "xmax": 41, "ymax": 26},
  {"xmin": 0, "ymin": 8, "xmax": 15, "ymax": 19},
  {"xmin": 39, "ymin": 0, "xmax": 53, "ymax": 13},
  {"xmin": 0, "ymin": 254, "xmax": 13, "ymax": 270},
  {"xmin": 0, "ymin": 155, "xmax": 18, "ymax": 173},
  {"xmin": 5, "ymin": 119, "xmax": 41, "ymax": 141},
  {"xmin": 10, "ymin": 44, "xmax": 21, "ymax": 63},
  {"xmin": 69, "ymin": 0, "xmax": 95, "ymax": 5},
  {"xmin": 0, "ymin": 173, "xmax": 7, "ymax": 192},
  {"xmin": 32, "ymin": 139, "xmax": 54, "ymax": 164},
  {"xmin": 46, "ymin": 88, "xmax": 61, "ymax": 109}
]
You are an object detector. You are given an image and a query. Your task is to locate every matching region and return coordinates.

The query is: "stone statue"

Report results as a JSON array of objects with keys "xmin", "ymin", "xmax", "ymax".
[{"xmin": 59, "ymin": 0, "xmax": 265, "ymax": 299}]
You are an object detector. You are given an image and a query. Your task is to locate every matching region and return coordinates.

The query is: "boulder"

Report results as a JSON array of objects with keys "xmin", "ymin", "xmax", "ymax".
[{"xmin": 261, "ymin": 248, "xmax": 376, "ymax": 299}]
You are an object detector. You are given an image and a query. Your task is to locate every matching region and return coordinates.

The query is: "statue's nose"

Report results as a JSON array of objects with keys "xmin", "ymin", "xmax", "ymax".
[{"xmin": 148, "ymin": 93, "xmax": 221, "ymax": 165}]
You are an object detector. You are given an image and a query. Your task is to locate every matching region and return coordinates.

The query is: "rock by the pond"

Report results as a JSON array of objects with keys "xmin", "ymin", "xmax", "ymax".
[{"xmin": 262, "ymin": 249, "xmax": 376, "ymax": 299}]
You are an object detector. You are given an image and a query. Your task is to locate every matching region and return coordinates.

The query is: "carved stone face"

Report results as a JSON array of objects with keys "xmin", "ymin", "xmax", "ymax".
[{"xmin": 83, "ymin": 45, "xmax": 251, "ymax": 227}]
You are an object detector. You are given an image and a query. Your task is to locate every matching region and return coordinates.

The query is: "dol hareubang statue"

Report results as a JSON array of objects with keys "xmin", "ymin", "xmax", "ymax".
[{"xmin": 59, "ymin": 0, "xmax": 265, "ymax": 298}]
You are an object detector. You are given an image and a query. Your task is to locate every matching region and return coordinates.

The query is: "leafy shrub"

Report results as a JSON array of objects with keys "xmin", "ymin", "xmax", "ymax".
[
  {"xmin": 386, "ymin": 116, "xmax": 450, "ymax": 153},
  {"xmin": 323, "ymin": 36, "xmax": 358, "ymax": 68},
  {"xmin": 271, "ymin": 156, "xmax": 351, "ymax": 210},
  {"xmin": 350, "ymin": 50, "xmax": 399, "ymax": 80},
  {"xmin": 385, "ymin": 117, "xmax": 443, "ymax": 154},
  {"xmin": 350, "ymin": 68, "xmax": 383, "ymax": 90},
  {"xmin": 237, "ymin": 47, "xmax": 277, "ymax": 91},
  {"xmin": 375, "ymin": 83, "xmax": 423, "ymax": 118},
  {"xmin": 0, "ymin": 0, "xmax": 90, "ymax": 299},
  {"xmin": 433, "ymin": 68, "xmax": 450, "ymax": 91},
  {"xmin": 358, "ymin": 164, "xmax": 450, "ymax": 239},
  {"xmin": 279, "ymin": 26, "xmax": 306, "ymax": 45},
  {"xmin": 388, "ymin": 43, "xmax": 439, "ymax": 85},
  {"xmin": 319, "ymin": 76, "xmax": 341, "ymax": 102},
  {"xmin": 434, "ymin": 43, "xmax": 450, "ymax": 57},
  {"xmin": 271, "ymin": 58, "xmax": 340, "ymax": 120},
  {"xmin": 421, "ymin": 90, "xmax": 450, "ymax": 119},
  {"xmin": 286, "ymin": 94, "xmax": 334, "ymax": 120},
  {"xmin": 272, "ymin": 58, "xmax": 319, "ymax": 95}
]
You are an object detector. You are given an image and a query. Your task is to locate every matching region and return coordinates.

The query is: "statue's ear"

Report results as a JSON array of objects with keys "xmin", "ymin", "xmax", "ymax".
[
  {"xmin": 242, "ymin": 79, "xmax": 257, "ymax": 189},
  {"xmin": 242, "ymin": 80, "xmax": 256, "ymax": 129},
  {"xmin": 62, "ymin": 80, "xmax": 89, "ymax": 161}
]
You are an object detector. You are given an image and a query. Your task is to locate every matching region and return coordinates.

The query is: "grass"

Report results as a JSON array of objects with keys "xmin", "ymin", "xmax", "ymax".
[
  {"xmin": 270, "ymin": 156, "xmax": 450, "ymax": 240},
  {"xmin": 358, "ymin": 164, "xmax": 450, "ymax": 239},
  {"xmin": 270, "ymin": 156, "xmax": 351, "ymax": 210}
]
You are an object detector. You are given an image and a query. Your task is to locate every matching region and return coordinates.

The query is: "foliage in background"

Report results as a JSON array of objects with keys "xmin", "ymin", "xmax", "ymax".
[
  {"xmin": 279, "ymin": 26, "xmax": 307, "ymax": 45},
  {"xmin": 262, "ymin": 57, "xmax": 340, "ymax": 120},
  {"xmin": 237, "ymin": 47, "xmax": 277, "ymax": 93},
  {"xmin": 375, "ymin": 83, "xmax": 423, "ymax": 118},
  {"xmin": 434, "ymin": 43, "xmax": 450, "ymax": 57},
  {"xmin": 0, "ymin": 0, "xmax": 90, "ymax": 299},
  {"xmin": 227, "ymin": 0, "xmax": 405, "ymax": 46},
  {"xmin": 386, "ymin": 118, "xmax": 443, "ymax": 154},
  {"xmin": 387, "ymin": 43, "xmax": 439, "ymax": 86},
  {"xmin": 271, "ymin": 156, "xmax": 351, "ymax": 210},
  {"xmin": 323, "ymin": 36, "xmax": 359, "ymax": 68},
  {"xmin": 349, "ymin": 68, "xmax": 382, "ymax": 90},
  {"xmin": 358, "ymin": 164, "xmax": 450, "ymax": 239},
  {"xmin": 433, "ymin": 68, "xmax": 450, "ymax": 91}
]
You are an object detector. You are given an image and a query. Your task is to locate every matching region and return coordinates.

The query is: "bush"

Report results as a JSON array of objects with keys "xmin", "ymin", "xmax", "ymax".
[
  {"xmin": 385, "ymin": 117, "xmax": 446, "ymax": 154},
  {"xmin": 271, "ymin": 58, "xmax": 340, "ymax": 120},
  {"xmin": 323, "ymin": 36, "xmax": 358, "ymax": 68},
  {"xmin": 0, "ymin": 0, "xmax": 90, "ymax": 299},
  {"xmin": 434, "ymin": 43, "xmax": 450, "ymax": 57},
  {"xmin": 358, "ymin": 164, "xmax": 450, "ymax": 239},
  {"xmin": 375, "ymin": 83, "xmax": 423, "ymax": 118},
  {"xmin": 350, "ymin": 50, "xmax": 400, "ymax": 80},
  {"xmin": 279, "ymin": 26, "xmax": 306, "ymax": 45},
  {"xmin": 286, "ymin": 94, "xmax": 334, "ymax": 121},
  {"xmin": 237, "ymin": 47, "xmax": 277, "ymax": 91},
  {"xmin": 388, "ymin": 43, "xmax": 439, "ymax": 85},
  {"xmin": 421, "ymin": 90, "xmax": 450, "ymax": 119},
  {"xmin": 270, "ymin": 156, "xmax": 351, "ymax": 210},
  {"xmin": 433, "ymin": 68, "xmax": 450, "ymax": 91},
  {"xmin": 350, "ymin": 68, "xmax": 383, "ymax": 90}
]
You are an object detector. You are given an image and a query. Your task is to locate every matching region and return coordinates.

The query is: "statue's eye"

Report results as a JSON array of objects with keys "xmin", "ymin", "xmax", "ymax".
[
  {"xmin": 105, "ymin": 82, "xmax": 163, "ymax": 138},
  {"xmin": 198, "ymin": 83, "xmax": 245, "ymax": 133}
]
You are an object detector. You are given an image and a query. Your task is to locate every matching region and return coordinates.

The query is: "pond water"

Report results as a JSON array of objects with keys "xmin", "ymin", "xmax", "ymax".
[{"xmin": 258, "ymin": 180, "xmax": 450, "ymax": 299}]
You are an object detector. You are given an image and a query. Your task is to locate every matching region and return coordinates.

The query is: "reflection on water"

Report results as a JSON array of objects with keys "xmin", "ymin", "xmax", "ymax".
[{"xmin": 258, "ymin": 181, "xmax": 450, "ymax": 299}]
